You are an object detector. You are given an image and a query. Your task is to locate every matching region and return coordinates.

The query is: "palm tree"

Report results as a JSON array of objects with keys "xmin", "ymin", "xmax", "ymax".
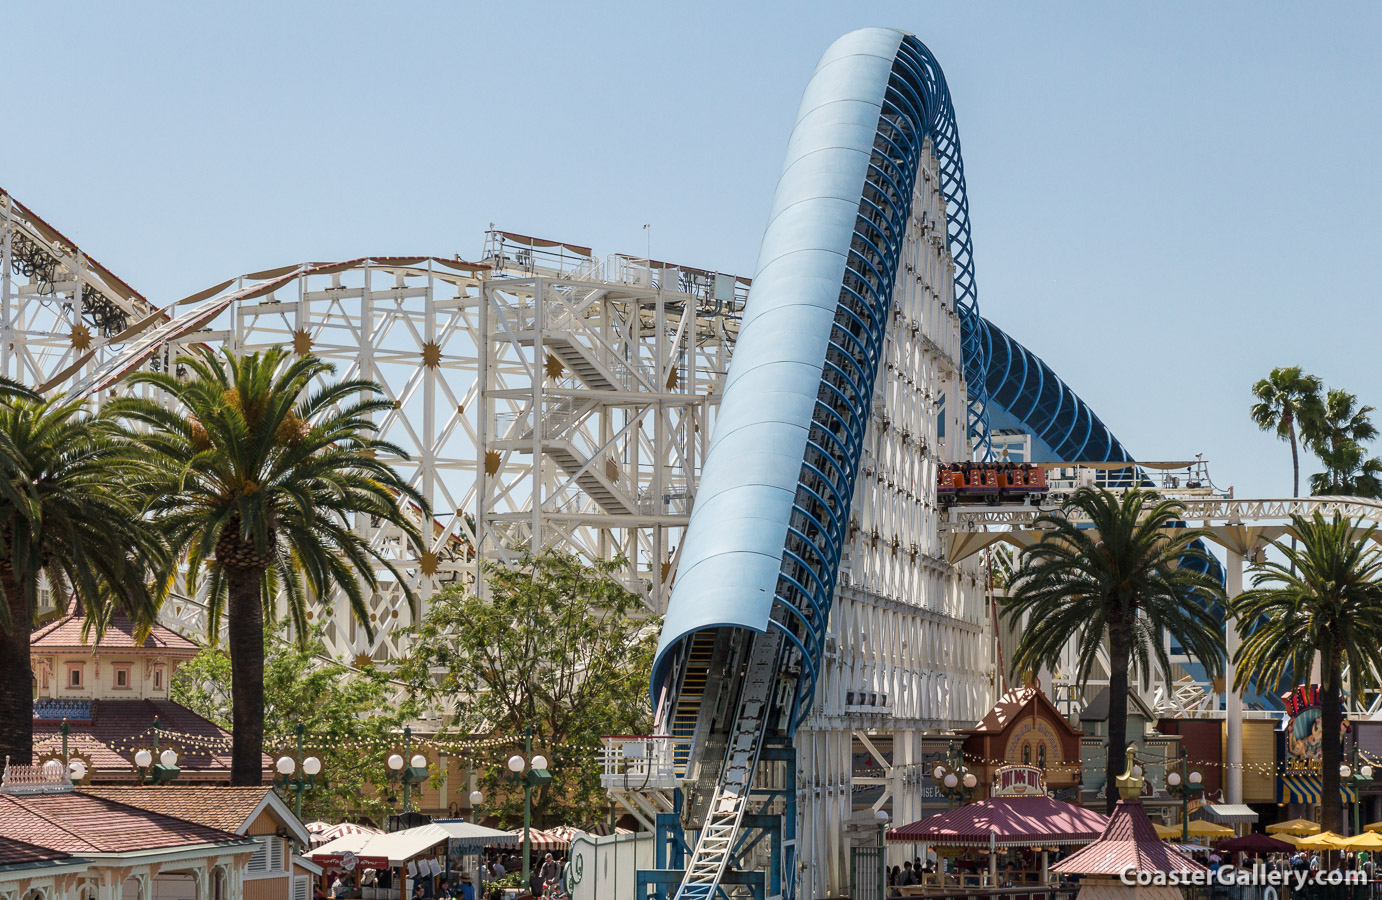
[
  {"xmin": 1232, "ymin": 513, "xmax": 1382, "ymax": 832},
  {"xmin": 112, "ymin": 348, "xmax": 427, "ymax": 785},
  {"xmin": 0, "ymin": 396, "xmax": 167, "ymax": 766},
  {"xmin": 1001, "ymin": 488, "xmax": 1226, "ymax": 813},
  {"xmin": 1310, "ymin": 440, "xmax": 1382, "ymax": 498},
  {"xmin": 1250, "ymin": 367, "xmax": 1324, "ymax": 498},
  {"xmin": 1308, "ymin": 389, "xmax": 1381, "ymax": 497}
]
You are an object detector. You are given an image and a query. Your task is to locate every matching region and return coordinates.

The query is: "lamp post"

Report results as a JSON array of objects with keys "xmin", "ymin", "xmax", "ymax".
[
  {"xmin": 875, "ymin": 809, "xmax": 890, "ymax": 900},
  {"xmin": 387, "ymin": 725, "xmax": 429, "ymax": 816},
  {"xmin": 133, "ymin": 718, "xmax": 180, "ymax": 785},
  {"xmin": 506, "ymin": 726, "xmax": 553, "ymax": 889},
  {"xmin": 56, "ymin": 719, "xmax": 88, "ymax": 784},
  {"xmin": 931, "ymin": 742, "xmax": 978, "ymax": 809},
  {"xmin": 1165, "ymin": 747, "xmax": 1203, "ymax": 844},
  {"xmin": 275, "ymin": 724, "xmax": 323, "ymax": 821},
  {"xmin": 1340, "ymin": 744, "xmax": 1374, "ymax": 836}
]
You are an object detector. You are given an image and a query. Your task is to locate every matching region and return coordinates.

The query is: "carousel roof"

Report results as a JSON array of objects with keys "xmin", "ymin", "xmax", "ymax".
[
  {"xmin": 1051, "ymin": 800, "xmax": 1208, "ymax": 876},
  {"xmin": 887, "ymin": 795, "xmax": 1109, "ymax": 848}
]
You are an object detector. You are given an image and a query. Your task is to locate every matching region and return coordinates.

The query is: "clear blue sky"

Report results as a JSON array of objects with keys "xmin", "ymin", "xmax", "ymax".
[{"xmin": 6, "ymin": 1, "xmax": 1381, "ymax": 503}]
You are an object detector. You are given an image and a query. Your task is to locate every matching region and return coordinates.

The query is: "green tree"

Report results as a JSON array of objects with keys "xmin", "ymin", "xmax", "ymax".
[
  {"xmin": 1310, "ymin": 440, "xmax": 1382, "ymax": 498},
  {"xmin": 399, "ymin": 550, "xmax": 658, "ymax": 827},
  {"xmin": 1231, "ymin": 513, "xmax": 1382, "ymax": 832},
  {"xmin": 1000, "ymin": 488, "xmax": 1226, "ymax": 813},
  {"xmin": 0, "ymin": 396, "xmax": 167, "ymax": 765},
  {"xmin": 112, "ymin": 348, "xmax": 426, "ymax": 785},
  {"xmin": 1307, "ymin": 389, "xmax": 1382, "ymax": 498},
  {"xmin": 1250, "ymin": 367, "xmax": 1324, "ymax": 498},
  {"xmin": 173, "ymin": 636, "xmax": 416, "ymax": 822}
]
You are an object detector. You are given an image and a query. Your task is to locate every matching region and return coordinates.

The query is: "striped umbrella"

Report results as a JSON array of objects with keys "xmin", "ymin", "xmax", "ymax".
[
  {"xmin": 317, "ymin": 822, "xmax": 384, "ymax": 845},
  {"xmin": 511, "ymin": 829, "xmax": 567, "ymax": 852}
]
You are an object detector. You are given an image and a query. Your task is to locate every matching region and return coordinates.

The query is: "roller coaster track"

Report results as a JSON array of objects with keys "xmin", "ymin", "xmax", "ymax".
[
  {"xmin": 652, "ymin": 28, "xmax": 994, "ymax": 900},
  {"xmin": 947, "ymin": 495, "xmax": 1382, "ymax": 530}
]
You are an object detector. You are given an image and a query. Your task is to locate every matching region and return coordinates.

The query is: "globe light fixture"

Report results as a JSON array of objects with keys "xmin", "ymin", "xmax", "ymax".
[
  {"xmin": 68, "ymin": 759, "xmax": 87, "ymax": 781},
  {"xmin": 411, "ymin": 754, "xmax": 427, "ymax": 769},
  {"xmin": 1188, "ymin": 771, "xmax": 1202, "ymax": 784},
  {"xmin": 962, "ymin": 772, "xmax": 977, "ymax": 789},
  {"xmin": 944, "ymin": 772, "xmax": 958, "ymax": 789},
  {"xmin": 42, "ymin": 759, "xmax": 63, "ymax": 775},
  {"xmin": 275, "ymin": 726, "xmax": 323, "ymax": 819},
  {"xmin": 933, "ymin": 765, "xmax": 946, "ymax": 780},
  {"xmin": 1167, "ymin": 771, "xmax": 1182, "ymax": 787},
  {"xmin": 1341, "ymin": 764, "xmax": 1352, "ymax": 779},
  {"xmin": 388, "ymin": 753, "xmax": 405, "ymax": 771},
  {"xmin": 135, "ymin": 749, "xmax": 153, "ymax": 768},
  {"xmin": 470, "ymin": 790, "xmax": 484, "ymax": 806},
  {"xmin": 531, "ymin": 754, "xmax": 548, "ymax": 771},
  {"xmin": 1363, "ymin": 765, "xmax": 1374, "ymax": 780},
  {"xmin": 508, "ymin": 755, "xmax": 525, "ymax": 773}
]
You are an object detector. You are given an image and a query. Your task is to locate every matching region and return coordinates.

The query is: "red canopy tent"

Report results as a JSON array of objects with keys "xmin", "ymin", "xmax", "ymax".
[{"xmin": 887, "ymin": 796, "xmax": 1110, "ymax": 848}]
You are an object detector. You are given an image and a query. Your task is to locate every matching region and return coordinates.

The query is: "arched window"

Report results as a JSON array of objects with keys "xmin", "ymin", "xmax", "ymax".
[
  {"xmin": 1021, "ymin": 743, "xmax": 1031, "ymax": 765},
  {"xmin": 1037, "ymin": 745, "xmax": 1047, "ymax": 770}
]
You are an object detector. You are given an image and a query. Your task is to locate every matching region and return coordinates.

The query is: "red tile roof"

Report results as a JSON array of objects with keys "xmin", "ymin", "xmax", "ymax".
[
  {"xmin": 31, "ymin": 611, "xmax": 199, "ymax": 655},
  {"xmin": 0, "ymin": 835, "xmax": 70, "ymax": 866},
  {"xmin": 1051, "ymin": 799, "xmax": 1208, "ymax": 875},
  {"xmin": 33, "ymin": 700, "xmax": 270, "ymax": 773},
  {"xmin": 78, "ymin": 787, "xmax": 274, "ymax": 834},
  {"xmin": 887, "ymin": 795, "xmax": 1109, "ymax": 847},
  {"xmin": 958, "ymin": 687, "xmax": 1083, "ymax": 737},
  {"xmin": 0, "ymin": 792, "xmax": 246, "ymax": 854}
]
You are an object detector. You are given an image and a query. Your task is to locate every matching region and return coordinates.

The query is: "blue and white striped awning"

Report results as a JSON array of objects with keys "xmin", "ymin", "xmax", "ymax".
[{"xmin": 1279, "ymin": 774, "xmax": 1356, "ymax": 805}]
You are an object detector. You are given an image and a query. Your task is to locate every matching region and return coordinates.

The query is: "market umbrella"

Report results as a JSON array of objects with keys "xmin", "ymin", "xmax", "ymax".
[
  {"xmin": 1365, "ymin": 821, "xmax": 1382, "ymax": 833},
  {"xmin": 1272, "ymin": 833, "xmax": 1302, "ymax": 847},
  {"xmin": 1268, "ymin": 818, "xmax": 1321, "ymax": 836},
  {"xmin": 1154, "ymin": 824, "xmax": 1182, "ymax": 839},
  {"xmin": 1342, "ymin": 832, "xmax": 1382, "ymax": 850},
  {"xmin": 1217, "ymin": 834, "xmax": 1294, "ymax": 854},
  {"xmin": 1186, "ymin": 821, "xmax": 1234, "ymax": 838},
  {"xmin": 1297, "ymin": 831, "xmax": 1348, "ymax": 849}
]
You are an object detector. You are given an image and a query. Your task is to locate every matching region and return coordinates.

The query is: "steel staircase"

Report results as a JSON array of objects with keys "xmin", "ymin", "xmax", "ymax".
[
  {"xmin": 673, "ymin": 632, "xmax": 783, "ymax": 900},
  {"xmin": 669, "ymin": 631, "xmax": 717, "ymax": 777}
]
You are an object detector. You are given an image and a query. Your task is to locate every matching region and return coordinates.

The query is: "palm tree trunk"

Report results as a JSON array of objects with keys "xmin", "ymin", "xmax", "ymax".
[
  {"xmin": 0, "ymin": 569, "xmax": 32, "ymax": 768},
  {"xmin": 1290, "ymin": 418, "xmax": 1300, "ymax": 498},
  {"xmin": 1105, "ymin": 623, "xmax": 1132, "ymax": 814},
  {"xmin": 1320, "ymin": 655, "xmax": 1344, "ymax": 833},
  {"xmin": 226, "ymin": 563, "xmax": 266, "ymax": 786}
]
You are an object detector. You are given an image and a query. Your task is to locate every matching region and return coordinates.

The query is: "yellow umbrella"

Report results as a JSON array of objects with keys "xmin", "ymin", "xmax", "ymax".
[
  {"xmin": 1187, "ymin": 820, "xmax": 1234, "ymax": 838},
  {"xmin": 1342, "ymin": 832, "xmax": 1382, "ymax": 851},
  {"xmin": 1272, "ymin": 833, "xmax": 1302, "ymax": 847},
  {"xmin": 1365, "ymin": 821, "xmax": 1382, "ymax": 833},
  {"xmin": 1154, "ymin": 824, "xmax": 1182, "ymax": 839},
  {"xmin": 1269, "ymin": 818, "xmax": 1321, "ymax": 836},
  {"xmin": 1297, "ymin": 831, "xmax": 1348, "ymax": 849}
]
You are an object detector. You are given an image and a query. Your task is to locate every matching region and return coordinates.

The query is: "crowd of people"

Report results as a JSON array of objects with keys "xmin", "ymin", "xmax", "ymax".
[{"xmin": 480, "ymin": 850, "xmax": 567, "ymax": 900}]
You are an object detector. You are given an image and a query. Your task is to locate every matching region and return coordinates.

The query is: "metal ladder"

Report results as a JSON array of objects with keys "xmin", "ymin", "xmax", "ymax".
[{"xmin": 673, "ymin": 632, "xmax": 782, "ymax": 900}]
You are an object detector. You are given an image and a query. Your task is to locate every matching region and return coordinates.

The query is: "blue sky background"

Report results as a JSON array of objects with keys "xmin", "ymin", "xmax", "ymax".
[{"xmin": 5, "ymin": 1, "xmax": 1381, "ymax": 504}]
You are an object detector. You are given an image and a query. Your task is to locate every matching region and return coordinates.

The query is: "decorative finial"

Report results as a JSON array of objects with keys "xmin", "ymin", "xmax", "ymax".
[{"xmin": 1114, "ymin": 744, "xmax": 1144, "ymax": 801}]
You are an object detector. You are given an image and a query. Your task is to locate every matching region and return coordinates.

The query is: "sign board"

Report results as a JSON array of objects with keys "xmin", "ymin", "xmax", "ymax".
[
  {"xmin": 314, "ymin": 853, "xmax": 390, "ymax": 871},
  {"xmin": 1283, "ymin": 684, "xmax": 1349, "ymax": 763},
  {"xmin": 992, "ymin": 764, "xmax": 1047, "ymax": 797}
]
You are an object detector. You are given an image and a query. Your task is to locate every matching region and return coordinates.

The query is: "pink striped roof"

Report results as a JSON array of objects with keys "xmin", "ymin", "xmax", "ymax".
[
  {"xmin": 887, "ymin": 796, "xmax": 1109, "ymax": 848},
  {"xmin": 1051, "ymin": 800, "xmax": 1208, "ymax": 875}
]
